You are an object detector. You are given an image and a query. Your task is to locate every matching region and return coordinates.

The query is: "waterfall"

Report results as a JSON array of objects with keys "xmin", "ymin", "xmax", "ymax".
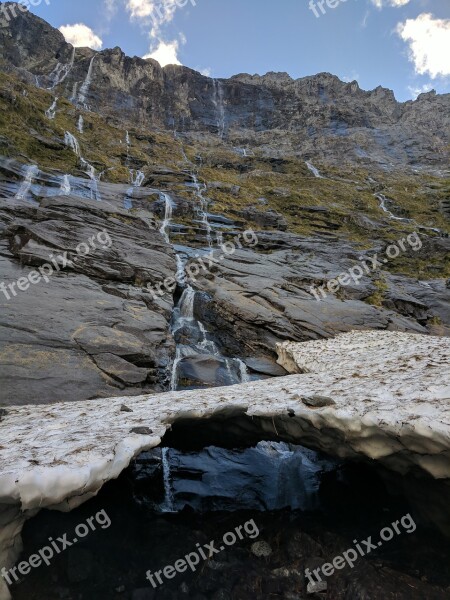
[
  {"xmin": 198, "ymin": 321, "xmax": 220, "ymax": 355},
  {"xmin": 306, "ymin": 161, "xmax": 322, "ymax": 178},
  {"xmin": 216, "ymin": 231, "xmax": 224, "ymax": 247},
  {"xmin": 126, "ymin": 130, "xmax": 130, "ymax": 147},
  {"xmin": 130, "ymin": 170, "xmax": 145, "ymax": 187},
  {"xmin": 192, "ymin": 174, "xmax": 213, "ymax": 248},
  {"xmin": 59, "ymin": 174, "xmax": 71, "ymax": 196},
  {"xmin": 64, "ymin": 131, "xmax": 81, "ymax": 156},
  {"xmin": 47, "ymin": 47, "xmax": 75, "ymax": 90},
  {"xmin": 77, "ymin": 115, "xmax": 84, "ymax": 134},
  {"xmin": 80, "ymin": 158, "xmax": 100, "ymax": 201},
  {"xmin": 78, "ymin": 56, "xmax": 95, "ymax": 107},
  {"xmin": 375, "ymin": 193, "xmax": 406, "ymax": 221},
  {"xmin": 64, "ymin": 131, "xmax": 100, "ymax": 201},
  {"xmin": 124, "ymin": 170, "xmax": 145, "ymax": 209},
  {"xmin": 169, "ymin": 348, "xmax": 182, "ymax": 392},
  {"xmin": 235, "ymin": 358, "xmax": 251, "ymax": 383},
  {"xmin": 178, "ymin": 286, "xmax": 196, "ymax": 319},
  {"xmin": 160, "ymin": 448, "xmax": 174, "ymax": 512},
  {"xmin": 15, "ymin": 165, "xmax": 39, "ymax": 200},
  {"xmin": 159, "ymin": 193, "xmax": 174, "ymax": 243},
  {"xmin": 176, "ymin": 255, "xmax": 186, "ymax": 285},
  {"xmin": 69, "ymin": 82, "xmax": 78, "ymax": 104},
  {"xmin": 212, "ymin": 79, "xmax": 226, "ymax": 138},
  {"xmin": 45, "ymin": 97, "xmax": 58, "ymax": 120}
]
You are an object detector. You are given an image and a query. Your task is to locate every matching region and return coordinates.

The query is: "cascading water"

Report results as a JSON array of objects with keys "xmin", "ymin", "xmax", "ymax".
[
  {"xmin": 64, "ymin": 131, "xmax": 100, "ymax": 201},
  {"xmin": 160, "ymin": 448, "xmax": 174, "ymax": 512},
  {"xmin": 15, "ymin": 165, "xmax": 39, "ymax": 200},
  {"xmin": 131, "ymin": 170, "xmax": 145, "ymax": 187},
  {"xmin": 212, "ymin": 78, "xmax": 226, "ymax": 138},
  {"xmin": 77, "ymin": 56, "xmax": 95, "ymax": 108},
  {"xmin": 159, "ymin": 192, "xmax": 174, "ymax": 243},
  {"xmin": 45, "ymin": 97, "xmax": 58, "ymax": 120},
  {"xmin": 306, "ymin": 161, "xmax": 322, "ymax": 178},
  {"xmin": 124, "ymin": 170, "xmax": 145, "ymax": 209},
  {"xmin": 175, "ymin": 255, "xmax": 186, "ymax": 286},
  {"xmin": 374, "ymin": 192, "xmax": 441, "ymax": 233},
  {"xmin": 59, "ymin": 174, "xmax": 71, "ymax": 196},
  {"xmin": 192, "ymin": 174, "xmax": 213, "ymax": 248},
  {"xmin": 235, "ymin": 358, "xmax": 251, "ymax": 383},
  {"xmin": 77, "ymin": 115, "xmax": 84, "ymax": 134},
  {"xmin": 47, "ymin": 47, "xmax": 75, "ymax": 90},
  {"xmin": 64, "ymin": 131, "xmax": 81, "ymax": 156},
  {"xmin": 69, "ymin": 82, "xmax": 78, "ymax": 104}
]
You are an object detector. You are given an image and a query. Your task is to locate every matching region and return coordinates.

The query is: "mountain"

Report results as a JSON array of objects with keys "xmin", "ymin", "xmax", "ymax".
[
  {"xmin": 0, "ymin": 5, "xmax": 449, "ymax": 407},
  {"xmin": 1, "ymin": 4, "xmax": 450, "ymax": 169}
]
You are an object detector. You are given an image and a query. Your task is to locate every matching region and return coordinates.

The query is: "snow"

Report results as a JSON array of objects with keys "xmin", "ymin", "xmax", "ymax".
[{"xmin": 0, "ymin": 331, "xmax": 449, "ymax": 599}]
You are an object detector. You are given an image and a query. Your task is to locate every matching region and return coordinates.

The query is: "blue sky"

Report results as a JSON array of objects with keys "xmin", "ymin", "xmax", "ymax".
[{"xmin": 28, "ymin": 0, "xmax": 450, "ymax": 101}]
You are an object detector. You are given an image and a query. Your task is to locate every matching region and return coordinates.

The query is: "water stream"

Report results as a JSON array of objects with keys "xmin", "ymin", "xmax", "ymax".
[
  {"xmin": 59, "ymin": 174, "xmax": 71, "ymax": 195},
  {"xmin": 212, "ymin": 78, "xmax": 226, "ymax": 138},
  {"xmin": 306, "ymin": 161, "xmax": 322, "ymax": 178},
  {"xmin": 14, "ymin": 164, "xmax": 39, "ymax": 201},
  {"xmin": 64, "ymin": 131, "xmax": 101, "ymax": 201},
  {"xmin": 45, "ymin": 97, "xmax": 58, "ymax": 120},
  {"xmin": 77, "ymin": 56, "xmax": 96, "ymax": 108}
]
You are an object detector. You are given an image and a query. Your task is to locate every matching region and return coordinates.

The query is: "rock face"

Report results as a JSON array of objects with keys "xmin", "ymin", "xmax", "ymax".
[
  {"xmin": 192, "ymin": 236, "xmax": 450, "ymax": 358},
  {"xmin": 1, "ymin": 7, "xmax": 450, "ymax": 168},
  {"xmin": 0, "ymin": 331, "xmax": 449, "ymax": 598},
  {"xmin": 0, "ymin": 192, "xmax": 177, "ymax": 404}
]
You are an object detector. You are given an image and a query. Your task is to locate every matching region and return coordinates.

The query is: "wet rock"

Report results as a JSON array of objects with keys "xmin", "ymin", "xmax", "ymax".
[
  {"xmin": 177, "ymin": 355, "xmax": 233, "ymax": 387},
  {"xmin": 130, "ymin": 427, "xmax": 153, "ymax": 435},
  {"xmin": 306, "ymin": 580, "xmax": 327, "ymax": 594},
  {"xmin": 301, "ymin": 395, "xmax": 336, "ymax": 408},
  {"xmin": 251, "ymin": 541, "xmax": 272, "ymax": 557},
  {"xmin": 193, "ymin": 238, "xmax": 436, "ymax": 358},
  {"xmin": 244, "ymin": 357, "xmax": 288, "ymax": 377},
  {"xmin": 0, "ymin": 196, "xmax": 176, "ymax": 405}
]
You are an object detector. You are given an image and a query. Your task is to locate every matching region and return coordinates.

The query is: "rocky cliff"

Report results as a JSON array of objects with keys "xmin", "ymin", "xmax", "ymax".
[
  {"xmin": 0, "ymin": 6, "xmax": 449, "ymax": 405},
  {"xmin": 1, "ymin": 4, "xmax": 450, "ymax": 169}
]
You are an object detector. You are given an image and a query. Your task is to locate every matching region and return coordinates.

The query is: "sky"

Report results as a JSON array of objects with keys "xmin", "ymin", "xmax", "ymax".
[{"xmin": 23, "ymin": 0, "xmax": 450, "ymax": 101}]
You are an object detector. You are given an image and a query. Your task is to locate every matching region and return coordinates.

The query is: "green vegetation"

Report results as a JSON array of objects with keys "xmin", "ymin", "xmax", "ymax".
[{"xmin": 0, "ymin": 70, "xmax": 448, "ymax": 279}]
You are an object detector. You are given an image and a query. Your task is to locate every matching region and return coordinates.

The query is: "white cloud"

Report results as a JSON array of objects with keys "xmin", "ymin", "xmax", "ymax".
[
  {"xmin": 408, "ymin": 83, "xmax": 433, "ymax": 99},
  {"xmin": 200, "ymin": 67, "xmax": 212, "ymax": 77},
  {"xmin": 144, "ymin": 40, "xmax": 181, "ymax": 66},
  {"xmin": 59, "ymin": 24, "xmax": 103, "ymax": 50},
  {"xmin": 397, "ymin": 13, "xmax": 450, "ymax": 78},
  {"xmin": 104, "ymin": 0, "xmax": 119, "ymax": 19},
  {"xmin": 371, "ymin": 0, "xmax": 410, "ymax": 7},
  {"xmin": 126, "ymin": 0, "xmax": 178, "ymax": 37},
  {"xmin": 342, "ymin": 71, "xmax": 360, "ymax": 83}
]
